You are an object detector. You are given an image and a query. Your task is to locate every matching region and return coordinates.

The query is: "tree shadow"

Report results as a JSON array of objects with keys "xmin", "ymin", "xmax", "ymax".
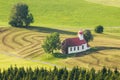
[
  {"xmin": 52, "ymin": 46, "xmax": 120, "ymax": 59},
  {"xmin": 25, "ymin": 26, "xmax": 76, "ymax": 35}
]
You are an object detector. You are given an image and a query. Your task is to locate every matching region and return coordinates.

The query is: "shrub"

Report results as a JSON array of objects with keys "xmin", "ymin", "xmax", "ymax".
[{"xmin": 95, "ymin": 25, "xmax": 104, "ymax": 33}]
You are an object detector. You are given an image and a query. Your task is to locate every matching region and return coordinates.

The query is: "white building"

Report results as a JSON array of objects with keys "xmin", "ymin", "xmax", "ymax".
[{"xmin": 61, "ymin": 30, "xmax": 90, "ymax": 54}]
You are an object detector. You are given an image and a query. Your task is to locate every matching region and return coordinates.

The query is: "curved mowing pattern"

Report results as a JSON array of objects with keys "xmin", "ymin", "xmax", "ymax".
[
  {"xmin": 0, "ymin": 27, "xmax": 120, "ymax": 70},
  {"xmin": 2, "ymin": 29, "xmax": 17, "ymax": 49},
  {"xmin": 0, "ymin": 28, "xmax": 45, "ymax": 57}
]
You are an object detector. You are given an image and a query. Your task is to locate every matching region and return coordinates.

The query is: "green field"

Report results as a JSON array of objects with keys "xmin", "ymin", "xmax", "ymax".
[
  {"xmin": 0, "ymin": 53, "xmax": 53, "ymax": 70},
  {"xmin": 0, "ymin": 0, "xmax": 120, "ymax": 27},
  {"xmin": 0, "ymin": 0, "xmax": 120, "ymax": 70},
  {"xmin": 86, "ymin": 0, "xmax": 120, "ymax": 7}
]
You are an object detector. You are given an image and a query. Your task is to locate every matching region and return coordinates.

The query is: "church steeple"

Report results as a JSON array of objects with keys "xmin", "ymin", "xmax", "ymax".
[{"xmin": 78, "ymin": 30, "xmax": 84, "ymax": 40}]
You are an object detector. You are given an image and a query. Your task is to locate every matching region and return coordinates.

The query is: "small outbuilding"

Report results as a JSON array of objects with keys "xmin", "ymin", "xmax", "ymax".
[{"xmin": 61, "ymin": 30, "xmax": 90, "ymax": 54}]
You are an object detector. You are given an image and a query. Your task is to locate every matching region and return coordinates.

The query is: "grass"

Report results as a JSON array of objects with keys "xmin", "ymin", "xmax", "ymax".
[
  {"xmin": 0, "ymin": 53, "xmax": 53, "ymax": 70},
  {"xmin": 0, "ymin": 26, "xmax": 120, "ymax": 70},
  {"xmin": 0, "ymin": 0, "xmax": 120, "ymax": 70},
  {"xmin": 0, "ymin": 0, "xmax": 120, "ymax": 27},
  {"xmin": 86, "ymin": 0, "xmax": 120, "ymax": 7}
]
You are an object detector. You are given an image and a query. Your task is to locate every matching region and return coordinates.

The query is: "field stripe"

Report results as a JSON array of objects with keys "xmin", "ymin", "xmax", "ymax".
[
  {"xmin": 23, "ymin": 49, "xmax": 43, "ymax": 58},
  {"xmin": 12, "ymin": 31, "xmax": 31, "ymax": 46},
  {"xmin": 2, "ymin": 29, "xmax": 16, "ymax": 49}
]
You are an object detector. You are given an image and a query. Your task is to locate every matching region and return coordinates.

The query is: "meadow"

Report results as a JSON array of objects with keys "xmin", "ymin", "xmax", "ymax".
[
  {"xmin": 0, "ymin": 0, "xmax": 120, "ymax": 70},
  {"xmin": 86, "ymin": 0, "xmax": 120, "ymax": 7},
  {"xmin": 0, "ymin": 0, "xmax": 120, "ymax": 27}
]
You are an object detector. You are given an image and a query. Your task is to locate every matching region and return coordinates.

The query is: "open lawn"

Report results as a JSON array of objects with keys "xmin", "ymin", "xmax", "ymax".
[
  {"xmin": 0, "ymin": 27, "xmax": 120, "ymax": 70},
  {"xmin": 0, "ymin": 0, "xmax": 120, "ymax": 27}
]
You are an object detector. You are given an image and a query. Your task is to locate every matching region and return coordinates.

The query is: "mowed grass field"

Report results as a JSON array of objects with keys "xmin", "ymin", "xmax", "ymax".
[
  {"xmin": 0, "ymin": 0, "xmax": 120, "ymax": 70},
  {"xmin": 0, "ymin": 0, "xmax": 120, "ymax": 27},
  {"xmin": 0, "ymin": 27, "xmax": 120, "ymax": 70}
]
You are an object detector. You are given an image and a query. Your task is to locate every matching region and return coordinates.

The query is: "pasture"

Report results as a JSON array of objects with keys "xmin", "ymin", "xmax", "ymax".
[
  {"xmin": 0, "ymin": 0, "xmax": 120, "ymax": 27},
  {"xmin": 86, "ymin": 0, "xmax": 120, "ymax": 7}
]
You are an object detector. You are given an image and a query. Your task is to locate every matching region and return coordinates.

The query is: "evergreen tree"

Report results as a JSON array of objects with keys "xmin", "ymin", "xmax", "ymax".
[
  {"xmin": 61, "ymin": 68, "xmax": 68, "ymax": 80},
  {"xmin": 0, "ymin": 66, "xmax": 120, "ymax": 80},
  {"xmin": 114, "ymin": 67, "xmax": 119, "ymax": 74},
  {"xmin": 58, "ymin": 68, "xmax": 65, "ymax": 80},
  {"xmin": 89, "ymin": 68, "xmax": 95, "ymax": 80}
]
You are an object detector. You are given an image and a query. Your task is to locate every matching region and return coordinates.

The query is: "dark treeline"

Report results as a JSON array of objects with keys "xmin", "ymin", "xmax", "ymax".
[{"xmin": 0, "ymin": 66, "xmax": 120, "ymax": 80}]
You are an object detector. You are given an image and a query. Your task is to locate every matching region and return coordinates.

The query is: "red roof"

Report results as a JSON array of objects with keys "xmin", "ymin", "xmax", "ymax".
[{"xmin": 64, "ymin": 37, "xmax": 86, "ymax": 47}]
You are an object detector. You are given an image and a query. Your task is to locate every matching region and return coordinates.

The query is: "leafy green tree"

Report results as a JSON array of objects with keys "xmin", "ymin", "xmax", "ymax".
[
  {"xmin": 9, "ymin": 3, "xmax": 34, "ymax": 27},
  {"xmin": 83, "ymin": 29, "xmax": 93, "ymax": 43},
  {"xmin": 42, "ymin": 32, "xmax": 61, "ymax": 53},
  {"xmin": 95, "ymin": 25, "xmax": 104, "ymax": 33}
]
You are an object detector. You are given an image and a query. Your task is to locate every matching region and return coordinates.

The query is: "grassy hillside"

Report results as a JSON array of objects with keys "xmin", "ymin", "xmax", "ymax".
[
  {"xmin": 86, "ymin": 0, "xmax": 120, "ymax": 7},
  {"xmin": 0, "ymin": 0, "xmax": 120, "ymax": 70},
  {"xmin": 0, "ymin": 0, "xmax": 120, "ymax": 27},
  {"xmin": 0, "ymin": 27, "xmax": 120, "ymax": 70}
]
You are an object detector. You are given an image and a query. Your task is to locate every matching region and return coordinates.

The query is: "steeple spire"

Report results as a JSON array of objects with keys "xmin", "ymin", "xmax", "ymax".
[{"xmin": 78, "ymin": 30, "xmax": 84, "ymax": 40}]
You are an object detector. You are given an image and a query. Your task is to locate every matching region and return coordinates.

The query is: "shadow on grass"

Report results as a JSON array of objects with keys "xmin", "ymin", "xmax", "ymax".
[
  {"xmin": 52, "ymin": 53, "xmax": 76, "ymax": 59},
  {"xmin": 75, "ymin": 46, "xmax": 120, "ymax": 57},
  {"xmin": 52, "ymin": 46, "xmax": 120, "ymax": 59},
  {"xmin": 25, "ymin": 26, "xmax": 76, "ymax": 35}
]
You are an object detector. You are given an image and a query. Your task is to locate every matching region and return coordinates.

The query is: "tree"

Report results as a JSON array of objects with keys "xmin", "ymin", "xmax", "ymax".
[
  {"xmin": 42, "ymin": 32, "xmax": 61, "ymax": 53},
  {"xmin": 0, "ymin": 66, "xmax": 120, "ymax": 80},
  {"xmin": 9, "ymin": 3, "xmax": 34, "ymax": 27},
  {"xmin": 95, "ymin": 25, "xmax": 104, "ymax": 33},
  {"xmin": 83, "ymin": 29, "xmax": 93, "ymax": 43},
  {"xmin": 114, "ymin": 68, "xmax": 119, "ymax": 74}
]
